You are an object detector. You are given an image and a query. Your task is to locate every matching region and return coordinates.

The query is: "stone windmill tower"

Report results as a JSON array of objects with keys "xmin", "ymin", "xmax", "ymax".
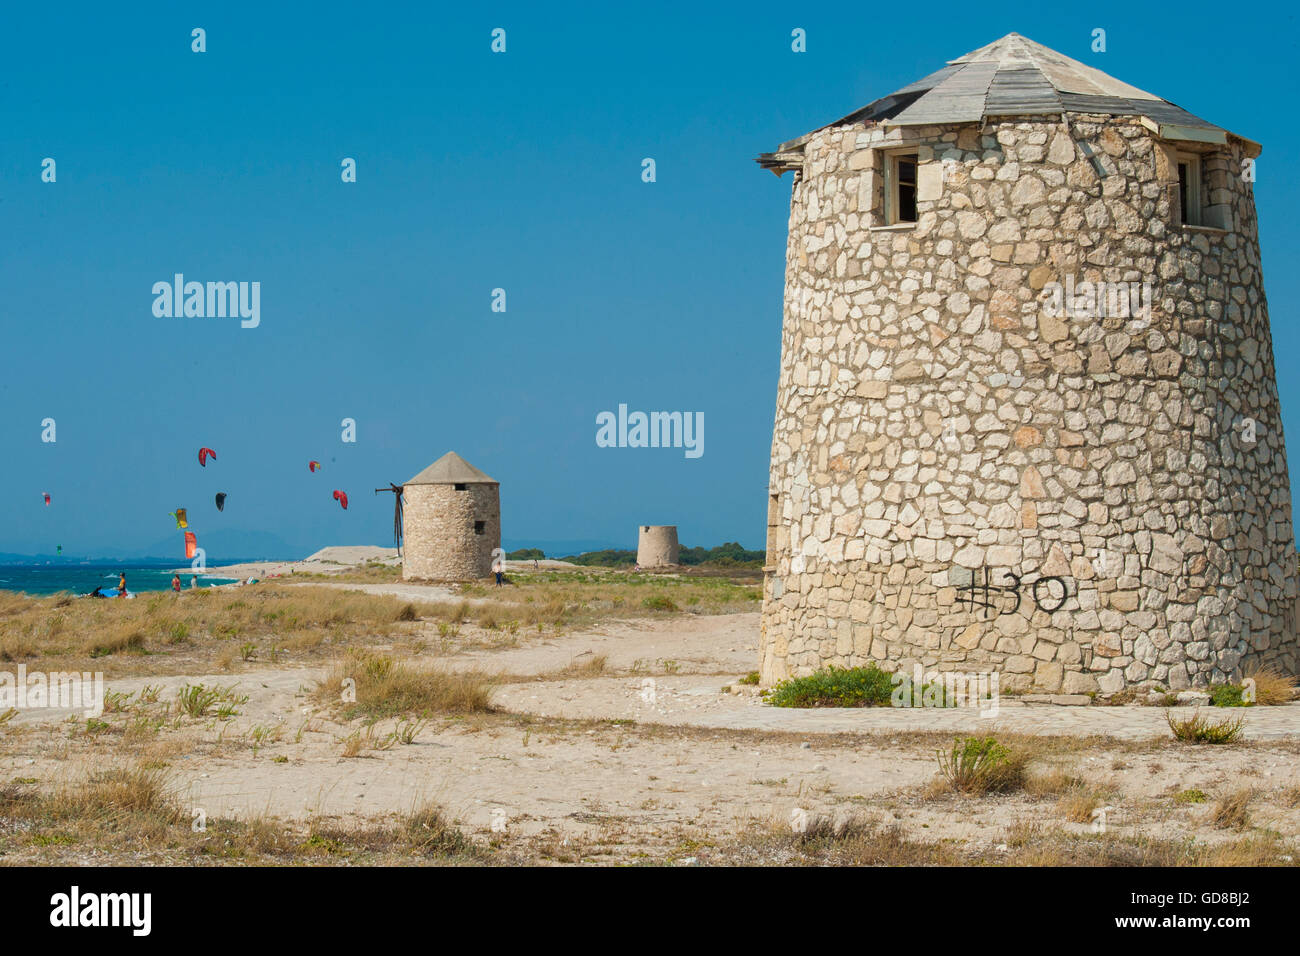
[
  {"xmin": 637, "ymin": 525, "xmax": 680, "ymax": 567},
  {"xmin": 756, "ymin": 34, "xmax": 1296, "ymax": 694},
  {"xmin": 401, "ymin": 451, "xmax": 501, "ymax": 581}
]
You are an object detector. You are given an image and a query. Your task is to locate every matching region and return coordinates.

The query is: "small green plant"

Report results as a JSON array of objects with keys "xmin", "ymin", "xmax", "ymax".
[
  {"xmin": 394, "ymin": 716, "xmax": 428, "ymax": 745},
  {"xmin": 768, "ymin": 664, "xmax": 895, "ymax": 708},
  {"xmin": 239, "ymin": 642, "xmax": 257, "ymax": 662},
  {"xmin": 177, "ymin": 684, "xmax": 221, "ymax": 717},
  {"xmin": 1210, "ymin": 684, "xmax": 1251, "ymax": 707},
  {"xmin": 177, "ymin": 683, "xmax": 247, "ymax": 719},
  {"xmin": 129, "ymin": 713, "xmax": 164, "ymax": 736},
  {"xmin": 138, "ymin": 685, "xmax": 162, "ymax": 704},
  {"xmin": 739, "ymin": 672, "xmax": 761, "ymax": 686},
  {"xmin": 936, "ymin": 736, "xmax": 1026, "ymax": 794},
  {"xmin": 340, "ymin": 729, "xmax": 366, "ymax": 757},
  {"xmin": 102, "ymin": 691, "xmax": 134, "ymax": 713},
  {"xmin": 1175, "ymin": 788, "xmax": 1208, "ymax": 804},
  {"xmin": 32, "ymin": 833, "xmax": 75, "ymax": 847},
  {"xmin": 249, "ymin": 724, "xmax": 280, "ymax": 756},
  {"xmin": 84, "ymin": 717, "xmax": 111, "ymax": 735},
  {"xmin": 1167, "ymin": 709, "xmax": 1246, "ymax": 744},
  {"xmin": 272, "ymin": 755, "xmax": 288, "ymax": 763}
]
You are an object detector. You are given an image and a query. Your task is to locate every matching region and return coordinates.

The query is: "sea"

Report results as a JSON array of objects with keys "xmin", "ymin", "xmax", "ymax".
[{"xmin": 0, "ymin": 564, "xmax": 239, "ymax": 596}]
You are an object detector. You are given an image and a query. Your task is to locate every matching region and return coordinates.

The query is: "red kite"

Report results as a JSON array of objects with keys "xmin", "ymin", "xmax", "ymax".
[
  {"xmin": 309, "ymin": 461, "xmax": 322, "ymax": 472},
  {"xmin": 184, "ymin": 531, "xmax": 197, "ymax": 560},
  {"xmin": 43, "ymin": 493, "xmax": 50, "ymax": 507},
  {"xmin": 333, "ymin": 490, "xmax": 348, "ymax": 510},
  {"xmin": 198, "ymin": 447, "xmax": 216, "ymax": 466}
]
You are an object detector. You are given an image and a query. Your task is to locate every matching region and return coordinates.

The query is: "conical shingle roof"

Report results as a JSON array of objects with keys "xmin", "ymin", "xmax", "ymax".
[
  {"xmin": 759, "ymin": 33, "xmax": 1251, "ymax": 171},
  {"xmin": 404, "ymin": 451, "xmax": 498, "ymax": 486}
]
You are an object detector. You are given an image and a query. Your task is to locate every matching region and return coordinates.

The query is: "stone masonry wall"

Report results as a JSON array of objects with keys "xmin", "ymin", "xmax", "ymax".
[
  {"xmin": 403, "ymin": 483, "xmax": 500, "ymax": 581},
  {"xmin": 761, "ymin": 114, "xmax": 1297, "ymax": 694}
]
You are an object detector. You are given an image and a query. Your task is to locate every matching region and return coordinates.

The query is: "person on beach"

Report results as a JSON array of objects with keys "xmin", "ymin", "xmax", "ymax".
[
  {"xmin": 190, "ymin": 576, "xmax": 198, "ymax": 589},
  {"xmin": 171, "ymin": 574, "xmax": 181, "ymax": 594},
  {"xmin": 117, "ymin": 572, "xmax": 127, "ymax": 597}
]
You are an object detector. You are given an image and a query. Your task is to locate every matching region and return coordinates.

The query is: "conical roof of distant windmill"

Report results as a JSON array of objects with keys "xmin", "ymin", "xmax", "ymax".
[
  {"xmin": 403, "ymin": 451, "xmax": 498, "ymax": 486},
  {"xmin": 759, "ymin": 33, "xmax": 1252, "ymax": 171}
]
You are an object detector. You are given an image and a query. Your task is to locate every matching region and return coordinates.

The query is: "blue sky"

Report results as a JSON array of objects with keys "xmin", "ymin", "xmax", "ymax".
[{"xmin": 3, "ymin": 1, "xmax": 1298, "ymax": 559}]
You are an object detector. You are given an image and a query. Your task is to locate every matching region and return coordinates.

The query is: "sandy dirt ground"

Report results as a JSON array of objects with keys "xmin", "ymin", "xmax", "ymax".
[{"xmin": 5, "ymin": 605, "xmax": 1300, "ymax": 863}]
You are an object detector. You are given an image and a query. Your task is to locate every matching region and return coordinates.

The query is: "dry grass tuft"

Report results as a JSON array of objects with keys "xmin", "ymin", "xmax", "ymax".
[
  {"xmin": 1059, "ymin": 790, "xmax": 1104, "ymax": 824},
  {"xmin": 1244, "ymin": 666, "xmax": 1295, "ymax": 706},
  {"xmin": 1024, "ymin": 768, "xmax": 1084, "ymax": 798},
  {"xmin": 316, "ymin": 649, "xmax": 495, "ymax": 718},
  {"xmin": 0, "ymin": 764, "xmax": 480, "ymax": 863},
  {"xmin": 740, "ymin": 813, "xmax": 960, "ymax": 865},
  {"xmin": 560, "ymin": 654, "xmax": 608, "ymax": 678},
  {"xmin": 1211, "ymin": 787, "xmax": 1255, "ymax": 830}
]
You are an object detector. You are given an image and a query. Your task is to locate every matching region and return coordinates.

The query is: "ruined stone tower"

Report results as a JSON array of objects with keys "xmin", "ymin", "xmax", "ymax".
[
  {"xmin": 637, "ymin": 525, "xmax": 680, "ymax": 567},
  {"xmin": 402, "ymin": 452, "xmax": 500, "ymax": 581},
  {"xmin": 757, "ymin": 34, "xmax": 1296, "ymax": 694}
]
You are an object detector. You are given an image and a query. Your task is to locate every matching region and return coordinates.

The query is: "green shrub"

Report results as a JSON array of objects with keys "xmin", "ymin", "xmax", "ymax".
[
  {"xmin": 1210, "ymin": 684, "xmax": 1251, "ymax": 707},
  {"xmin": 936, "ymin": 736, "xmax": 1027, "ymax": 793},
  {"xmin": 642, "ymin": 595, "xmax": 678, "ymax": 612},
  {"xmin": 1167, "ymin": 709, "xmax": 1246, "ymax": 744},
  {"xmin": 768, "ymin": 665, "xmax": 895, "ymax": 708}
]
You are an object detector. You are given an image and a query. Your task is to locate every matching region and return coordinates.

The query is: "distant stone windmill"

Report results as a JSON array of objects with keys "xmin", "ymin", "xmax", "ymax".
[{"xmin": 399, "ymin": 451, "xmax": 501, "ymax": 581}]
